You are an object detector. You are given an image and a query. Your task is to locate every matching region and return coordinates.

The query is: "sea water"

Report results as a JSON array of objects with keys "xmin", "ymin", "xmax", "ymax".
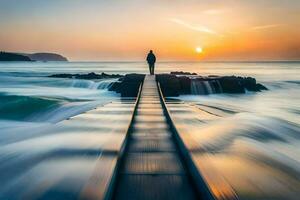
[{"xmin": 0, "ymin": 61, "xmax": 299, "ymax": 199}]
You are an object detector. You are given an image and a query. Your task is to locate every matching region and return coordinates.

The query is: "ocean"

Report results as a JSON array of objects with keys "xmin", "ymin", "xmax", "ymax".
[{"xmin": 0, "ymin": 61, "xmax": 299, "ymax": 199}]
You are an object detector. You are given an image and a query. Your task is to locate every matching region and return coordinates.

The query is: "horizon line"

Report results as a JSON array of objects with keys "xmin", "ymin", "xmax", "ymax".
[{"xmin": 67, "ymin": 60, "xmax": 300, "ymax": 63}]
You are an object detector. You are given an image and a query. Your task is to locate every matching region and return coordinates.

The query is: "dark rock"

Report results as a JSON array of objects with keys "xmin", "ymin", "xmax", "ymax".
[
  {"xmin": 208, "ymin": 75, "xmax": 220, "ymax": 78},
  {"xmin": 48, "ymin": 72, "xmax": 123, "ymax": 79},
  {"xmin": 109, "ymin": 81, "xmax": 122, "ymax": 92},
  {"xmin": 0, "ymin": 52, "xmax": 32, "ymax": 61},
  {"xmin": 48, "ymin": 72, "xmax": 267, "ymax": 97},
  {"xmin": 156, "ymin": 74, "xmax": 181, "ymax": 96},
  {"xmin": 218, "ymin": 76, "xmax": 245, "ymax": 93},
  {"xmin": 210, "ymin": 80, "xmax": 223, "ymax": 93},
  {"xmin": 178, "ymin": 76, "xmax": 191, "ymax": 94},
  {"xmin": 157, "ymin": 73, "xmax": 267, "ymax": 96},
  {"xmin": 48, "ymin": 73, "xmax": 74, "ymax": 78},
  {"xmin": 256, "ymin": 83, "xmax": 268, "ymax": 91},
  {"xmin": 242, "ymin": 77, "xmax": 258, "ymax": 91},
  {"xmin": 170, "ymin": 71, "xmax": 197, "ymax": 75},
  {"xmin": 110, "ymin": 74, "xmax": 145, "ymax": 97}
]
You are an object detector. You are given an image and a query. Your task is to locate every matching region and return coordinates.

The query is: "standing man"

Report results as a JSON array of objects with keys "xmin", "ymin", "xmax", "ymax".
[{"xmin": 146, "ymin": 50, "xmax": 156, "ymax": 75}]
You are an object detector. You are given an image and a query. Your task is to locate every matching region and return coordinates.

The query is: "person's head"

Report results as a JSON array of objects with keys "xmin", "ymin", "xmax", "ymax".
[{"xmin": 149, "ymin": 50, "xmax": 153, "ymax": 53}]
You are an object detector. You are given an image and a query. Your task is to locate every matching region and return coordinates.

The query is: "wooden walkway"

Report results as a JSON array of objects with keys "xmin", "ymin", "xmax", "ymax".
[{"xmin": 112, "ymin": 75, "xmax": 200, "ymax": 200}]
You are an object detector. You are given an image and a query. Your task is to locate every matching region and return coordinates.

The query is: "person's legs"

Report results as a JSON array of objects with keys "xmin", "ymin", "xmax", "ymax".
[
  {"xmin": 148, "ymin": 64, "xmax": 151, "ymax": 74},
  {"xmin": 152, "ymin": 64, "xmax": 155, "ymax": 75},
  {"xmin": 150, "ymin": 64, "xmax": 154, "ymax": 75}
]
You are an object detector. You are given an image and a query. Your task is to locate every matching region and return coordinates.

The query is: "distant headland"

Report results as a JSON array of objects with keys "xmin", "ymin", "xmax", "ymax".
[{"xmin": 0, "ymin": 52, "xmax": 68, "ymax": 62}]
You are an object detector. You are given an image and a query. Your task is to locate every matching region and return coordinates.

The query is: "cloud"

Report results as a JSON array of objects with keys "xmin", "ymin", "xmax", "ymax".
[
  {"xmin": 251, "ymin": 24, "xmax": 283, "ymax": 31},
  {"xmin": 202, "ymin": 9, "xmax": 225, "ymax": 15},
  {"xmin": 168, "ymin": 18, "xmax": 219, "ymax": 36}
]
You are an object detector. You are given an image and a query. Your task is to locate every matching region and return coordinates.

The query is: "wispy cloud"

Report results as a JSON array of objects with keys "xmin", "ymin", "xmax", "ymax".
[
  {"xmin": 168, "ymin": 18, "xmax": 219, "ymax": 36},
  {"xmin": 251, "ymin": 24, "xmax": 283, "ymax": 31},
  {"xmin": 202, "ymin": 9, "xmax": 225, "ymax": 15}
]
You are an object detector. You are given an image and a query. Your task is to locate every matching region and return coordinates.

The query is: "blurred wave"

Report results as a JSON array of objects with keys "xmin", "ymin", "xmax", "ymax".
[
  {"xmin": 0, "ymin": 74, "xmax": 119, "ymax": 123},
  {"xmin": 0, "ymin": 61, "xmax": 299, "ymax": 199},
  {"xmin": 0, "ymin": 94, "xmax": 64, "ymax": 121},
  {"xmin": 174, "ymin": 78, "xmax": 300, "ymax": 199}
]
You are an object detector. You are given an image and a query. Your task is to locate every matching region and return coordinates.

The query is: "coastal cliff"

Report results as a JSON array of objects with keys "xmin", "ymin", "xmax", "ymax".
[
  {"xmin": 0, "ymin": 52, "xmax": 32, "ymax": 61},
  {"xmin": 0, "ymin": 52, "xmax": 68, "ymax": 61},
  {"xmin": 25, "ymin": 53, "xmax": 68, "ymax": 61}
]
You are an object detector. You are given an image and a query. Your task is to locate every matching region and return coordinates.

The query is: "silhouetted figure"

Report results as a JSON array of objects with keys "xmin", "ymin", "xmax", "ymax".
[{"xmin": 146, "ymin": 50, "xmax": 156, "ymax": 75}]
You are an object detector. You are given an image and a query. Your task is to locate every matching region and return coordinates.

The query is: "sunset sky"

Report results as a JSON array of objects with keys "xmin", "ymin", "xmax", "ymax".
[{"xmin": 0, "ymin": 0, "xmax": 300, "ymax": 61}]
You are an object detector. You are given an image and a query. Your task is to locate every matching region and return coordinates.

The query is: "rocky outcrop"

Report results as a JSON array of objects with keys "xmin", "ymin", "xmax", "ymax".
[
  {"xmin": 110, "ymin": 74, "xmax": 145, "ymax": 97},
  {"xmin": 170, "ymin": 71, "xmax": 197, "ymax": 75},
  {"xmin": 48, "ymin": 72, "xmax": 267, "ymax": 97},
  {"xmin": 156, "ymin": 74, "xmax": 186, "ymax": 96},
  {"xmin": 157, "ymin": 74, "xmax": 267, "ymax": 96},
  {"xmin": 111, "ymin": 73, "xmax": 267, "ymax": 97},
  {"xmin": 48, "ymin": 72, "xmax": 123, "ymax": 79}
]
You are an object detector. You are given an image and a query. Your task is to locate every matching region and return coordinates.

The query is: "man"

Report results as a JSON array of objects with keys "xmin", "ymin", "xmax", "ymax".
[{"xmin": 146, "ymin": 50, "xmax": 156, "ymax": 75}]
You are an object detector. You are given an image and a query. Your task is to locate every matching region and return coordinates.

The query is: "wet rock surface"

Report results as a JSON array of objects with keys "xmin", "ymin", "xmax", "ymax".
[
  {"xmin": 48, "ymin": 72, "xmax": 123, "ymax": 79},
  {"xmin": 157, "ymin": 73, "xmax": 267, "ymax": 96},
  {"xmin": 170, "ymin": 71, "xmax": 197, "ymax": 76},
  {"xmin": 110, "ymin": 74, "xmax": 145, "ymax": 97},
  {"xmin": 48, "ymin": 72, "xmax": 267, "ymax": 97},
  {"xmin": 110, "ymin": 73, "xmax": 267, "ymax": 97}
]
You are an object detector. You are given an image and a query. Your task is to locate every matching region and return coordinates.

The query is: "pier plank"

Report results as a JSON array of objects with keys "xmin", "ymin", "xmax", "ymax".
[{"xmin": 112, "ymin": 75, "xmax": 199, "ymax": 200}]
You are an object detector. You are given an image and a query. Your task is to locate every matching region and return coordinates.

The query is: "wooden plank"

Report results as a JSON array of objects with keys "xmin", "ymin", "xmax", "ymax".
[{"xmin": 112, "ymin": 75, "xmax": 199, "ymax": 200}]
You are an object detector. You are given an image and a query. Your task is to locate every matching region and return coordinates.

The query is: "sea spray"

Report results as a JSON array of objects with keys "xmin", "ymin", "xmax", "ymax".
[
  {"xmin": 70, "ymin": 78, "xmax": 117, "ymax": 90},
  {"xmin": 191, "ymin": 79, "xmax": 222, "ymax": 95}
]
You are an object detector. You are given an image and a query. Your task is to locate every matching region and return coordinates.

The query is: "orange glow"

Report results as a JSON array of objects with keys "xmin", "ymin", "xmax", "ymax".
[
  {"xmin": 196, "ymin": 47, "xmax": 203, "ymax": 54},
  {"xmin": 0, "ymin": 1, "xmax": 299, "ymax": 61}
]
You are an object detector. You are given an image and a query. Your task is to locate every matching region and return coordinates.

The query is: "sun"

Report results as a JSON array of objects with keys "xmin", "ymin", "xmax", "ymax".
[{"xmin": 195, "ymin": 47, "xmax": 203, "ymax": 54}]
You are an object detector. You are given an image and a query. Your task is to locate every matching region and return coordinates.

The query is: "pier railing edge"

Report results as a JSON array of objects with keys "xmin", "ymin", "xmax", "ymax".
[
  {"xmin": 157, "ymin": 81, "xmax": 217, "ymax": 200},
  {"xmin": 103, "ymin": 81, "xmax": 144, "ymax": 200}
]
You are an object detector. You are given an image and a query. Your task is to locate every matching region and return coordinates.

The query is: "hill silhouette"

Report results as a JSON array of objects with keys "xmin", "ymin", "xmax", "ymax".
[
  {"xmin": 0, "ymin": 52, "xmax": 32, "ymax": 61},
  {"xmin": 25, "ymin": 53, "xmax": 68, "ymax": 61},
  {"xmin": 0, "ymin": 52, "xmax": 68, "ymax": 62}
]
